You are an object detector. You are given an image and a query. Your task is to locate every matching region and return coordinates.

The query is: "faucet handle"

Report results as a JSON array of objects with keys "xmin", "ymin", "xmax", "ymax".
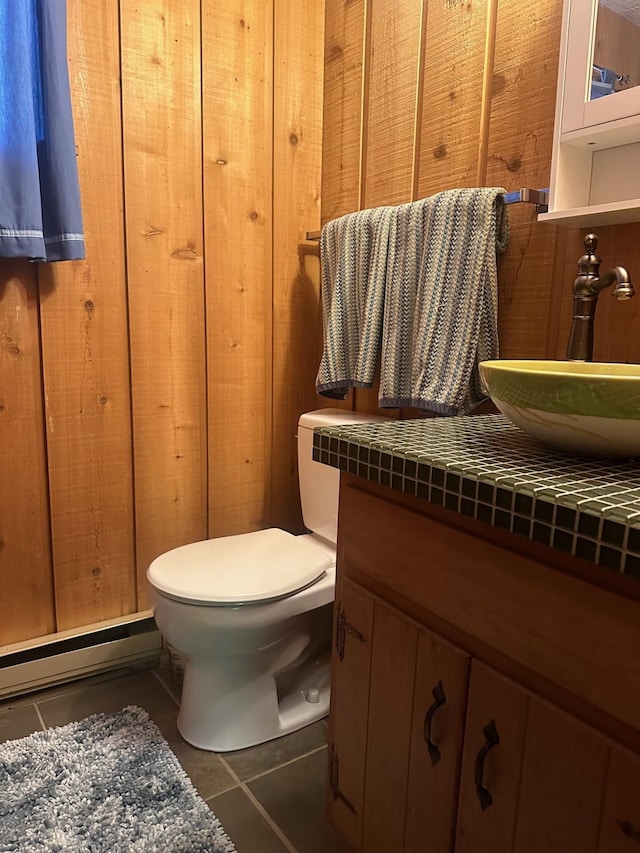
[
  {"xmin": 577, "ymin": 233, "xmax": 601, "ymax": 276},
  {"xmin": 584, "ymin": 233, "xmax": 599, "ymax": 254}
]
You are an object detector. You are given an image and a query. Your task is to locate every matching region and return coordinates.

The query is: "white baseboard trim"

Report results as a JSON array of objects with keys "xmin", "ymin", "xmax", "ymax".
[{"xmin": 0, "ymin": 616, "xmax": 162, "ymax": 700}]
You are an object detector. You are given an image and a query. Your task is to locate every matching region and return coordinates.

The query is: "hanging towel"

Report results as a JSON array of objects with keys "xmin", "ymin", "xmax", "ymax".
[
  {"xmin": 0, "ymin": 0, "xmax": 85, "ymax": 262},
  {"xmin": 379, "ymin": 187, "xmax": 509, "ymax": 414},
  {"xmin": 316, "ymin": 205, "xmax": 395, "ymax": 399}
]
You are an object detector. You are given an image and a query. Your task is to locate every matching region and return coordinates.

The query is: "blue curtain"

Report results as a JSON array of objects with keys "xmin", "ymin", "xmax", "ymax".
[{"xmin": 0, "ymin": 0, "xmax": 85, "ymax": 262}]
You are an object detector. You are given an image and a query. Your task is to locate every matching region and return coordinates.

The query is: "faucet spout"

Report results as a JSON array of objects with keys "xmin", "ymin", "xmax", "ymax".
[
  {"xmin": 566, "ymin": 235, "xmax": 635, "ymax": 362},
  {"xmin": 591, "ymin": 265, "xmax": 635, "ymax": 300}
]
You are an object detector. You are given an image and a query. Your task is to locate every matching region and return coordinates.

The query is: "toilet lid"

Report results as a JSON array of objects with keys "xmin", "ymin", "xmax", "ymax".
[{"xmin": 147, "ymin": 528, "xmax": 332, "ymax": 605}]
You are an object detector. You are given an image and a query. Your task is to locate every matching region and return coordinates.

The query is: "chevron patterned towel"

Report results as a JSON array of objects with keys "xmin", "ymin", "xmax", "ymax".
[
  {"xmin": 315, "ymin": 205, "xmax": 395, "ymax": 399},
  {"xmin": 379, "ymin": 187, "xmax": 509, "ymax": 414}
]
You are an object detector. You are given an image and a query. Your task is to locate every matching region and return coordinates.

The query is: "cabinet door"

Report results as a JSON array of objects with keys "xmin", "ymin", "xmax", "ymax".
[
  {"xmin": 361, "ymin": 599, "xmax": 419, "ymax": 853},
  {"xmin": 404, "ymin": 628, "xmax": 470, "ymax": 853},
  {"xmin": 598, "ymin": 744, "xmax": 640, "ymax": 851},
  {"xmin": 327, "ymin": 577, "xmax": 375, "ymax": 851},
  {"xmin": 456, "ymin": 662, "xmax": 611, "ymax": 853},
  {"xmin": 513, "ymin": 696, "xmax": 609, "ymax": 853},
  {"xmin": 455, "ymin": 661, "xmax": 529, "ymax": 853}
]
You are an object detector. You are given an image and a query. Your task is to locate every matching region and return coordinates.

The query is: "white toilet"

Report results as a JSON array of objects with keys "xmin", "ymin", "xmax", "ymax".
[{"xmin": 147, "ymin": 408, "xmax": 385, "ymax": 752}]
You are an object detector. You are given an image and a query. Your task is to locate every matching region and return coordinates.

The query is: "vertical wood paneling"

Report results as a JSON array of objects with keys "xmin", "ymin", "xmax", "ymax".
[
  {"xmin": 38, "ymin": 0, "xmax": 135, "ymax": 630},
  {"xmin": 476, "ymin": 0, "xmax": 499, "ymax": 186},
  {"xmin": 485, "ymin": 0, "xmax": 564, "ymax": 360},
  {"xmin": 357, "ymin": 0, "xmax": 425, "ymax": 413},
  {"xmin": 321, "ymin": 0, "xmax": 367, "ymax": 223},
  {"xmin": 121, "ymin": 0, "xmax": 207, "ymax": 601},
  {"xmin": 320, "ymin": 0, "xmax": 367, "ymax": 415},
  {"xmin": 363, "ymin": 0, "xmax": 424, "ymax": 208},
  {"xmin": 588, "ymin": 223, "xmax": 640, "ymax": 364},
  {"xmin": 202, "ymin": 0, "xmax": 273, "ymax": 538},
  {"xmin": 535, "ymin": 225, "xmax": 572, "ymax": 361},
  {"xmin": 271, "ymin": 0, "xmax": 325, "ymax": 532},
  {"xmin": 1, "ymin": 0, "xmax": 326, "ymax": 647},
  {"xmin": 416, "ymin": 0, "xmax": 489, "ymax": 196},
  {"xmin": 10, "ymin": 0, "xmax": 640, "ymax": 649},
  {"xmin": 0, "ymin": 263, "xmax": 54, "ymax": 644}
]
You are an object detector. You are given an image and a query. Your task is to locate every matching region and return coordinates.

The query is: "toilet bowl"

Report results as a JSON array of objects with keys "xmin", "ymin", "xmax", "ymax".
[{"xmin": 147, "ymin": 408, "xmax": 386, "ymax": 752}]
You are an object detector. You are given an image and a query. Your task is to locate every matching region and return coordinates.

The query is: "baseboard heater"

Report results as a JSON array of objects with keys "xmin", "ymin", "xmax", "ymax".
[{"xmin": 0, "ymin": 615, "xmax": 162, "ymax": 700}]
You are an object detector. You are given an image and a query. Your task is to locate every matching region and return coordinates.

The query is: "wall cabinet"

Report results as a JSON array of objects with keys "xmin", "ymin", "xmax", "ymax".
[
  {"xmin": 540, "ymin": 0, "xmax": 640, "ymax": 225},
  {"xmin": 327, "ymin": 476, "xmax": 640, "ymax": 852}
]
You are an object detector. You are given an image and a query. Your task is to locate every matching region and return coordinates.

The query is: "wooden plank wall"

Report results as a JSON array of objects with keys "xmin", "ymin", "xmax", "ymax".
[
  {"xmin": 38, "ymin": 1, "xmax": 135, "ymax": 630},
  {"xmin": 0, "ymin": 0, "xmax": 324, "ymax": 646},
  {"xmin": 3, "ymin": 0, "xmax": 640, "ymax": 649},
  {"xmin": 321, "ymin": 0, "xmax": 640, "ymax": 417}
]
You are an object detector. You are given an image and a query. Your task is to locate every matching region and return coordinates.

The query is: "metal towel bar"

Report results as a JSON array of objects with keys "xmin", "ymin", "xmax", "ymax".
[{"xmin": 304, "ymin": 188, "xmax": 549, "ymax": 240}]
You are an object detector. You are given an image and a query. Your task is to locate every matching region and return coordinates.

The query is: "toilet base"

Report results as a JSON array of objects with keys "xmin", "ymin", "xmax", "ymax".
[{"xmin": 177, "ymin": 645, "xmax": 331, "ymax": 752}]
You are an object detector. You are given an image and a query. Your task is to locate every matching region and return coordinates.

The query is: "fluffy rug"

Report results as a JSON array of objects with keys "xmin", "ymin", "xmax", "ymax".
[{"xmin": 0, "ymin": 705, "xmax": 236, "ymax": 852}]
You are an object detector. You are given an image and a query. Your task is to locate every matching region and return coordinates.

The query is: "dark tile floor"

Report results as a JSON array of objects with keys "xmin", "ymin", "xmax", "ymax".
[{"xmin": 0, "ymin": 657, "xmax": 351, "ymax": 853}]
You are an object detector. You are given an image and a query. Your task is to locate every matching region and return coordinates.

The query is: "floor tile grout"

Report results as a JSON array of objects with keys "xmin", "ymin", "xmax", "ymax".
[
  {"xmin": 34, "ymin": 703, "xmax": 47, "ymax": 731},
  {"xmin": 150, "ymin": 667, "xmax": 181, "ymax": 706},
  {"xmin": 213, "ymin": 757, "xmax": 299, "ymax": 853},
  {"xmin": 241, "ymin": 743, "xmax": 328, "ymax": 784}
]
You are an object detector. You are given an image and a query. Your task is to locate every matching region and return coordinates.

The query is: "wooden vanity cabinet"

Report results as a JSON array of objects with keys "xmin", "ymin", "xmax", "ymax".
[{"xmin": 326, "ymin": 475, "xmax": 640, "ymax": 853}]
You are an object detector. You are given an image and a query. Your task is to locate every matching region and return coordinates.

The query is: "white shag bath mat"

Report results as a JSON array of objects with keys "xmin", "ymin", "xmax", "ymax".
[{"xmin": 0, "ymin": 705, "xmax": 236, "ymax": 852}]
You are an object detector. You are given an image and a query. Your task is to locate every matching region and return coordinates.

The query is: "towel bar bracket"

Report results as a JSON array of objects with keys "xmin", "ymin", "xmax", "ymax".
[{"xmin": 503, "ymin": 187, "xmax": 549, "ymax": 212}]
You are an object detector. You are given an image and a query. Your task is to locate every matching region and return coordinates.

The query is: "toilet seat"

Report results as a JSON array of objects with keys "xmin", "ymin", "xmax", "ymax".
[{"xmin": 147, "ymin": 528, "xmax": 332, "ymax": 606}]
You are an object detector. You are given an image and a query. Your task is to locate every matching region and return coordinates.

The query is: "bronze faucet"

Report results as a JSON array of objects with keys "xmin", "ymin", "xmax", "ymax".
[{"xmin": 566, "ymin": 233, "xmax": 635, "ymax": 361}]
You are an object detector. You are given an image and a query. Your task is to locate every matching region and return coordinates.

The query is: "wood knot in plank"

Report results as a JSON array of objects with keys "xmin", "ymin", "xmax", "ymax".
[
  {"xmin": 171, "ymin": 246, "xmax": 199, "ymax": 260},
  {"xmin": 6, "ymin": 344, "xmax": 21, "ymax": 356}
]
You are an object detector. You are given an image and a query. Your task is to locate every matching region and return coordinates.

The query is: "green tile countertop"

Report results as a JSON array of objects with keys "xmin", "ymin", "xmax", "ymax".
[{"xmin": 313, "ymin": 413, "xmax": 640, "ymax": 580}]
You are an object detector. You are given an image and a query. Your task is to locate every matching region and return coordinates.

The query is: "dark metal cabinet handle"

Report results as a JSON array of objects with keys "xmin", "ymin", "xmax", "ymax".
[
  {"xmin": 617, "ymin": 820, "xmax": 640, "ymax": 842},
  {"xmin": 423, "ymin": 680, "xmax": 446, "ymax": 766},
  {"xmin": 474, "ymin": 719, "xmax": 500, "ymax": 811}
]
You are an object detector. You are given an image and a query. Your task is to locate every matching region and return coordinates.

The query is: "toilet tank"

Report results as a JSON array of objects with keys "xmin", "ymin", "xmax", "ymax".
[{"xmin": 297, "ymin": 408, "xmax": 388, "ymax": 545}]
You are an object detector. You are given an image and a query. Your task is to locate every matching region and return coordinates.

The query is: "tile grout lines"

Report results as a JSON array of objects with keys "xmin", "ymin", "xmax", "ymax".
[{"xmin": 213, "ymin": 756, "xmax": 299, "ymax": 853}]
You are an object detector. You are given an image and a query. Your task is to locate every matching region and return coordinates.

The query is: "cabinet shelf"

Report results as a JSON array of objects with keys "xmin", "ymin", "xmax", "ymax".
[
  {"xmin": 539, "ymin": 197, "xmax": 640, "ymax": 226},
  {"xmin": 542, "ymin": 136, "xmax": 640, "ymax": 225}
]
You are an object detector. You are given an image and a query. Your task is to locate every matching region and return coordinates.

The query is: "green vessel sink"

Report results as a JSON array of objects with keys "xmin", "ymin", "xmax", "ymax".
[{"xmin": 478, "ymin": 359, "xmax": 640, "ymax": 458}]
